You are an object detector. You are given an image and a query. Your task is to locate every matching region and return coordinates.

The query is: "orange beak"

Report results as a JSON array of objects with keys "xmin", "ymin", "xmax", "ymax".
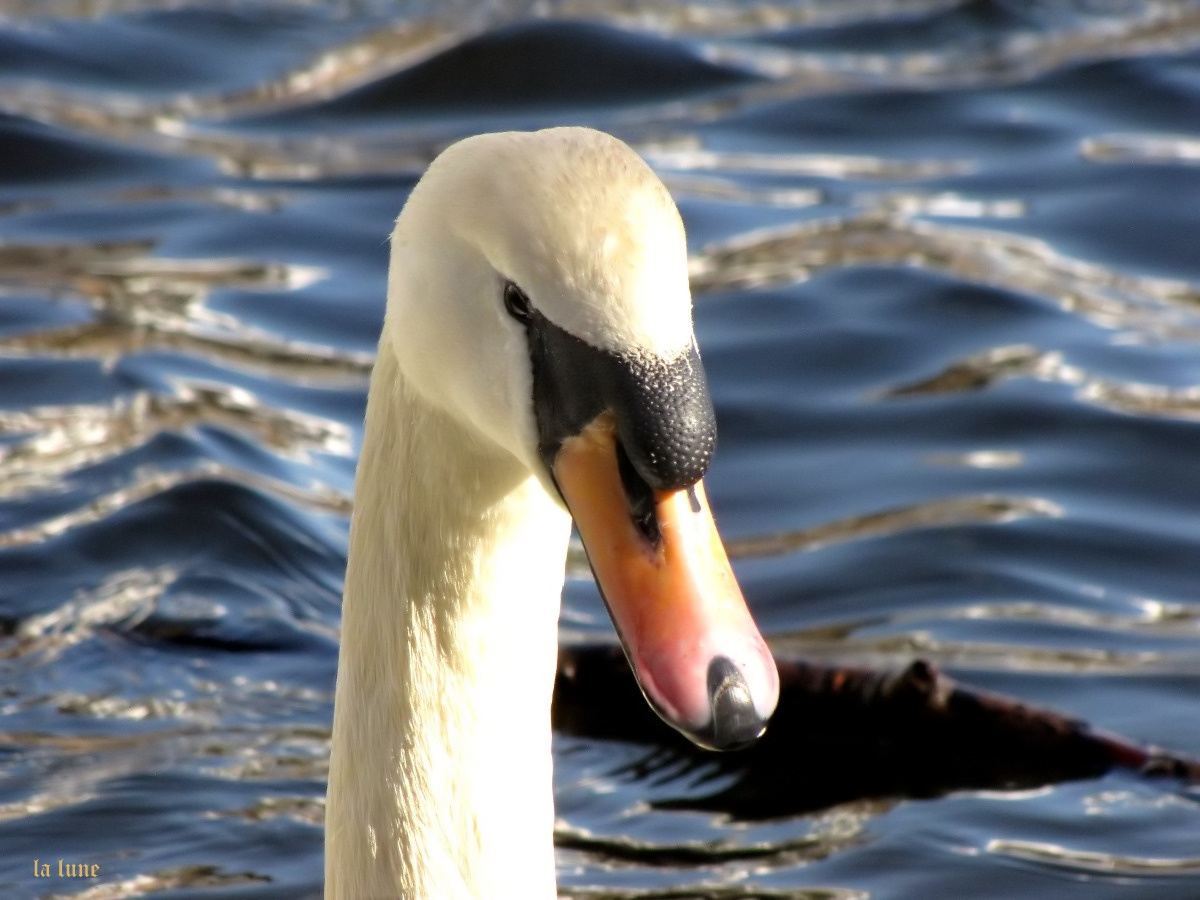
[{"xmin": 553, "ymin": 413, "xmax": 778, "ymax": 750}]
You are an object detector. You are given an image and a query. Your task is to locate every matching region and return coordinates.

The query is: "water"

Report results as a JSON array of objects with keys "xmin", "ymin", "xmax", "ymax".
[{"xmin": 1, "ymin": 1, "xmax": 1200, "ymax": 896}]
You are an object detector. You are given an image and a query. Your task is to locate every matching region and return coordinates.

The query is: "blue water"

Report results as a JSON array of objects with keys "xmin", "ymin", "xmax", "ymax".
[{"xmin": 2, "ymin": 1, "xmax": 1200, "ymax": 897}]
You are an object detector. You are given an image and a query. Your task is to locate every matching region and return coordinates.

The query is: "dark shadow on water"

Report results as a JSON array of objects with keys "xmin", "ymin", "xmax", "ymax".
[
  {"xmin": 554, "ymin": 643, "xmax": 1200, "ymax": 820},
  {"xmin": 240, "ymin": 19, "xmax": 761, "ymax": 126}
]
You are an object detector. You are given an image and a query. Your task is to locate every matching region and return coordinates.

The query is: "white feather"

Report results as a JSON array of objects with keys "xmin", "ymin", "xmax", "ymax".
[{"xmin": 325, "ymin": 128, "xmax": 693, "ymax": 898}]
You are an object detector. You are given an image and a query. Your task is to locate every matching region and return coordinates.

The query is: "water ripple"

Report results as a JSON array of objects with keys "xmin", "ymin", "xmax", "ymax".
[
  {"xmin": 987, "ymin": 838, "xmax": 1200, "ymax": 877},
  {"xmin": 690, "ymin": 212, "xmax": 1200, "ymax": 341},
  {"xmin": 0, "ymin": 462, "xmax": 350, "ymax": 550},
  {"xmin": 41, "ymin": 866, "xmax": 271, "ymax": 899},
  {"xmin": 0, "ymin": 319, "xmax": 374, "ymax": 382},
  {"xmin": 0, "ymin": 239, "xmax": 376, "ymax": 381},
  {"xmin": 175, "ymin": 17, "xmax": 472, "ymax": 121},
  {"xmin": 7, "ymin": 566, "xmax": 173, "ymax": 661},
  {"xmin": 0, "ymin": 378, "xmax": 351, "ymax": 499},
  {"xmin": 567, "ymin": 494, "xmax": 1060, "ymax": 578},
  {"xmin": 556, "ymin": 801, "xmax": 874, "ymax": 868},
  {"xmin": 699, "ymin": 2, "xmax": 1200, "ymax": 88},
  {"xmin": 1, "ymin": 2, "xmax": 1200, "ymax": 898},
  {"xmin": 771, "ymin": 632, "xmax": 1196, "ymax": 676},
  {"xmin": 1082, "ymin": 132, "xmax": 1200, "ymax": 166},
  {"xmin": 929, "ymin": 599, "xmax": 1200, "ymax": 638},
  {"xmin": 889, "ymin": 342, "xmax": 1200, "ymax": 424},
  {"xmin": 0, "ymin": 1, "xmax": 1195, "ymax": 183},
  {"xmin": 0, "ymin": 240, "xmax": 320, "ymax": 312},
  {"xmin": 645, "ymin": 145, "xmax": 971, "ymax": 180},
  {"xmin": 561, "ymin": 887, "xmax": 866, "ymax": 900}
]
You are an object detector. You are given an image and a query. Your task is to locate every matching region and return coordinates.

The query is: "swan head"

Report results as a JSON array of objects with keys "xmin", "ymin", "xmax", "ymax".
[{"xmin": 385, "ymin": 127, "xmax": 778, "ymax": 750}]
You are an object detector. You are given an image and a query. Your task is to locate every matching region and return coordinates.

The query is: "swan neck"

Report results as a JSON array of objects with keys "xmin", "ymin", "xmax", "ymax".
[{"xmin": 325, "ymin": 343, "xmax": 569, "ymax": 899}]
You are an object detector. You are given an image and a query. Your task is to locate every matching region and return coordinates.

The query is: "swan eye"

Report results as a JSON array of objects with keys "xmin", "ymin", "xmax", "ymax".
[{"xmin": 503, "ymin": 282, "xmax": 533, "ymax": 322}]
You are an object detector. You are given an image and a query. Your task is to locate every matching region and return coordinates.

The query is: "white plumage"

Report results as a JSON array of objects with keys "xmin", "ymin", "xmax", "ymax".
[{"xmin": 325, "ymin": 128, "xmax": 702, "ymax": 898}]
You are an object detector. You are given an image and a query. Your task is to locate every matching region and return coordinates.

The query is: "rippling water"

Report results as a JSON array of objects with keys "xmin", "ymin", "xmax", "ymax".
[{"xmin": 2, "ymin": 1, "xmax": 1200, "ymax": 897}]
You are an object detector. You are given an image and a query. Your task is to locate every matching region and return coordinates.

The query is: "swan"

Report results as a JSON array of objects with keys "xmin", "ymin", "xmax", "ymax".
[{"xmin": 324, "ymin": 126, "xmax": 779, "ymax": 899}]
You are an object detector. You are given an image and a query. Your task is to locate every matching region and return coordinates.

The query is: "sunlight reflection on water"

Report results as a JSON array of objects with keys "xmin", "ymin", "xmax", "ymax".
[{"xmin": 2, "ymin": 1, "xmax": 1200, "ymax": 897}]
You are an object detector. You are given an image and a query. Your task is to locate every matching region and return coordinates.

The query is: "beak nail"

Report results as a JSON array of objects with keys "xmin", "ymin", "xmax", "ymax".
[{"xmin": 706, "ymin": 656, "xmax": 766, "ymax": 751}]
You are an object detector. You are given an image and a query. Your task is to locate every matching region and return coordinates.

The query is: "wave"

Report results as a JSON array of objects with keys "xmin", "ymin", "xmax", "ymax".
[
  {"xmin": 0, "ymin": 3, "xmax": 1197, "ymax": 180},
  {"xmin": 988, "ymin": 838, "xmax": 1200, "ymax": 878},
  {"xmin": 690, "ymin": 212, "xmax": 1200, "ymax": 341}
]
